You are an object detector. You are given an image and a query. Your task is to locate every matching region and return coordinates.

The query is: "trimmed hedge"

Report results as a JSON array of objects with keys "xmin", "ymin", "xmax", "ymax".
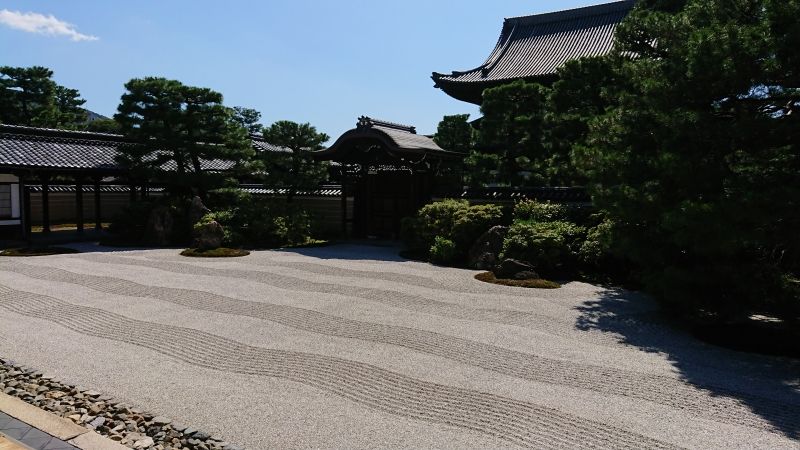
[
  {"xmin": 501, "ymin": 221, "xmax": 587, "ymax": 275},
  {"xmin": 401, "ymin": 199, "xmax": 504, "ymax": 262}
]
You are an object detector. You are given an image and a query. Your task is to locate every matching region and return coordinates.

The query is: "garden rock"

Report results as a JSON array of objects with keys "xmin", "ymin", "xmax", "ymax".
[
  {"xmin": 468, "ymin": 226, "xmax": 508, "ymax": 270},
  {"xmin": 144, "ymin": 206, "xmax": 174, "ymax": 246},
  {"xmin": 494, "ymin": 259, "xmax": 539, "ymax": 280},
  {"xmin": 189, "ymin": 196, "xmax": 212, "ymax": 225},
  {"xmin": 194, "ymin": 220, "xmax": 224, "ymax": 250}
]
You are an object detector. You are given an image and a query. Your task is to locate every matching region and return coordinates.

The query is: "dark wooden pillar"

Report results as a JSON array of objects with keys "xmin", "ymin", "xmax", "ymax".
[
  {"xmin": 75, "ymin": 177, "xmax": 84, "ymax": 234},
  {"xmin": 20, "ymin": 174, "xmax": 32, "ymax": 242},
  {"xmin": 41, "ymin": 175, "xmax": 51, "ymax": 234},
  {"xmin": 129, "ymin": 184, "xmax": 137, "ymax": 203},
  {"xmin": 94, "ymin": 178, "xmax": 102, "ymax": 232},
  {"xmin": 340, "ymin": 177, "xmax": 348, "ymax": 238}
]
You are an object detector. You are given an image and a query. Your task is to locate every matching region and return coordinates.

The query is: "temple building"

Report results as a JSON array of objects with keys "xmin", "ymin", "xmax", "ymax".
[
  {"xmin": 432, "ymin": 0, "xmax": 635, "ymax": 105},
  {"xmin": 315, "ymin": 117, "xmax": 463, "ymax": 238}
]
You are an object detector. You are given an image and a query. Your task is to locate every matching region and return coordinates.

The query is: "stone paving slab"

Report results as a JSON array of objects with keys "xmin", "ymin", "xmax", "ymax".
[{"xmin": 0, "ymin": 412, "xmax": 77, "ymax": 450}]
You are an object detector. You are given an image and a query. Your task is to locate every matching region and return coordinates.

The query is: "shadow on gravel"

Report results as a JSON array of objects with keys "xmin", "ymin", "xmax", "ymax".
[
  {"xmin": 575, "ymin": 288, "xmax": 800, "ymax": 439},
  {"xmin": 275, "ymin": 243, "xmax": 409, "ymax": 262}
]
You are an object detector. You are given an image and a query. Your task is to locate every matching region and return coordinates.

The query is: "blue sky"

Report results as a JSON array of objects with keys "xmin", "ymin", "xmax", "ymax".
[{"xmin": 1, "ymin": 1, "xmax": 599, "ymax": 140}]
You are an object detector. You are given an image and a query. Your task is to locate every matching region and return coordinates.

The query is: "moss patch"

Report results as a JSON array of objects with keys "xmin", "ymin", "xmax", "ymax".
[
  {"xmin": 0, "ymin": 247, "xmax": 80, "ymax": 257},
  {"xmin": 282, "ymin": 239, "xmax": 330, "ymax": 249},
  {"xmin": 475, "ymin": 271, "xmax": 561, "ymax": 289},
  {"xmin": 181, "ymin": 248, "xmax": 250, "ymax": 258}
]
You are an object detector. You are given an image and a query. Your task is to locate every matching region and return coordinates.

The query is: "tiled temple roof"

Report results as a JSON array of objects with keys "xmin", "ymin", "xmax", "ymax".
[
  {"xmin": 315, "ymin": 117, "xmax": 463, "ymax": 163},
  {"xmin": 432, "ymin": 1, "xmax": 634, "ymax": 104},
  {"xmin": 0, "ymin": 124, "xmax": 286, "ymax": 173}
]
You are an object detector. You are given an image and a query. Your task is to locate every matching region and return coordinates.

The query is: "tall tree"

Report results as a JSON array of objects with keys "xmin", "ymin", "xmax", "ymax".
[
  {"xmin": 114, "ymin": 77, "xmax": 253, "ymax": 196},
  {"xmin": 574, "ymin": 0, "xmax": 800, "ymax": 320},
  {"xmin": 0, "ymin": 66, "xmax": 57, "ymax": 126},
  {"xmin": 477, "ymin": 80, "xmax": 551, "ymax": 186},
  {"xmin": 433, "ymin": 114, "xmax": 472, "ymax": 154},
  {"xmin": 54, "ymin": 85, "xmax": 88, "ymax": 128},
  {"xmin": 230, "ymin": 106, "xmax": 264, "ymax": 134},
  {"xmin": 261, "ymin": 120, "xmax": 329, "ymax": 202},
  {"xmin": 0, "ymin": 66, "xmax": 87, "ymax": 129}
]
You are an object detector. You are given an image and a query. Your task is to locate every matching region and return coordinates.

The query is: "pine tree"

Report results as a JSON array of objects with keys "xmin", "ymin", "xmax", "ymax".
[
  {"xmin": 114, "ymin": 77, "xmax": 253, "ymax": 196},
  {"xmin": 261, "ymin": 121, "xmax": 329, "ymax": 202}
]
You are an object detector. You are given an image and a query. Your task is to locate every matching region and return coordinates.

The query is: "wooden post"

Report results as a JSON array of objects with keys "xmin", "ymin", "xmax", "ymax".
[
  {"xmin": 20, "ymin": 174, "xmax": 31, "ymax": 242},
  {"xmin": 75, "ymin": 177, "xmax": 84, "ymax": 234},
  {"xmin": 41, "ymin": 175, "xmax": 50, "ymax": 234},
  {"xmin": 340, "ymin": 176, "xmax": 348, "ymax": 238},
  {"xmin": 129, "ymin": 184, "xmax": 137, "ymax": 203},
  {"xmin": 94, "ymin": 178, "xmax": 102, "ymax": 232}
]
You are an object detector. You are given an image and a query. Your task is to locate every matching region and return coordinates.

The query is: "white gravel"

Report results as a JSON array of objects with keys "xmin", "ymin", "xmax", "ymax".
[{"xmin": 0, "ymin": 243, "xmax": 798, "ymax": 449}]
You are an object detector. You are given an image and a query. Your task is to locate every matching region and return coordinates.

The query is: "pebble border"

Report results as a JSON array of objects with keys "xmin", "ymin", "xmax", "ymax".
[{"xmin": 0, "ymin": 358, "xmax": 243, "ymax": 450}]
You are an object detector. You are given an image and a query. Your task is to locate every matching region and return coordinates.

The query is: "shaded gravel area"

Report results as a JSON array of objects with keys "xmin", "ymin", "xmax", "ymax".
[{"xmin": 0, "ymin": 243, "xmax": 797, "ymax": 449}]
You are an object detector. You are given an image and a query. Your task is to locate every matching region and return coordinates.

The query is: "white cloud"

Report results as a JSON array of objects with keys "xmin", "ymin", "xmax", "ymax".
[{"xmin": 0, "ymin": 9, "xmax": 98, "ymax": 41}]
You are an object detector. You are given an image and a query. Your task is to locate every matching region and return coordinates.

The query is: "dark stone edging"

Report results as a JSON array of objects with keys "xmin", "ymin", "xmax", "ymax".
[{"xmin": 0, "ymin": 358, "xmax": 244, "ymax": 450}]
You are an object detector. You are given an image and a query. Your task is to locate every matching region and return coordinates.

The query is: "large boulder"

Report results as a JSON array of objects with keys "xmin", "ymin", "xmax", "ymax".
[
  {"xmin": 193, "ymin": 220, "xmax": 224, "ymax": 250},
  {"xmin": 468, "ymin": 226, "xmax": 509, "ymax": 270},
  {"xmin": 188, "ymin": 196, "xmax": 211, "ymax": 225},
  {"xmin": 143, "ymin": 206, "xmax": 174, "ymax": 246},
  {"xmin": 493, "ymin": 258, "xmax": 540, "ymax": 280}
]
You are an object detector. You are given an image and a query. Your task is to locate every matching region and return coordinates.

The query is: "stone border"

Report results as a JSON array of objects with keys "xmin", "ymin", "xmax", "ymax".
[{"xmin": 0, "ymin": 359, "xmax": 243, "ymax": 450}]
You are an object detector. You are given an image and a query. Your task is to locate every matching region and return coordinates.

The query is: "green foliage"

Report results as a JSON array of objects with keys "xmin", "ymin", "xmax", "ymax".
[
  {"xmin": 204, "ymin": 189, "xmax": 316, "ymax": 248},
  {"xmin": 474, "ymin": 272, "xmax": 561, "ymax": 289},
  {"xmin": 451, "ymin": 204, "xmax": 504, "ymax": 250},
  {"xmin": 230, "ymin": 106, "xmax": 263, "ymax": 134},
  {"xmin": 85, "ymin": 118, "xmax": 121, "ymax": 133},
  {"xmin": 114, "ymin": 77, "xmax": 254, "ymax": 196},
  {"xmin": 261, "ymin": 120, "xmax": 329, "ymax": 202},
  {"xmin": 0, "ymin": 66, "xmax": 87, "ymax": 128},
  {"xmin": 107, "ymin": 198, "xmax": 194, "ymax": 246},
  {"xmin": 180, "ymin": 247, "xmax": 250, "ymax": 258},
  {"xmin": 401, "ymin": 199, "xmax": 504, "ymax": 263},
  {"xmin": 578, "ymin": 217, "xmax": 616, "ymax": 268},
  {"xmin": 430, "ymin": 237, "xmax": 458, "ymax": 265},
  {"xmin": 502, "ymin": 221, "xmax": 587, "ymax": 275},
  {"xmin": 463, "ymin": 150, "xmax": 501, "ymax": 188},
  {"xmin": 433, "ymin": 114, "xmax": 473, "ymax": 154},
  {"xmin": 478, "ymin": 80, "xmax": 550, "ymax": 186},
  {"xmin": 513, "ymin": 200, "xmax": 569, "ymax": 223},
  {"xmin": 570, "ymin": 0, "xmax": 800, "ymax": 319}
]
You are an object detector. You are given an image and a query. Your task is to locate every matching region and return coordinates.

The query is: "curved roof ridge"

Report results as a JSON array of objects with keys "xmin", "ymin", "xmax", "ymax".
[
  {"xmin": 432, "ymin": 0, "xmax": 635, "ymax": 104},
  {"xmin": 504, "ymin": 0, "xmax": 635, "ymax": 25}
]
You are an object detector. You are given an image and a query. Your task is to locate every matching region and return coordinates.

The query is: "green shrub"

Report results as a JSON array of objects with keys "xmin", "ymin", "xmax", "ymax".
[
  {"xmin": 514, "ymin": 200, "xmax": 569, "ymax": 223},
  {"xmin": 401, "ymin": 199, "xmax": 503, "ymax": 262},
  {"xmin": 578, "ymin": 217, "xmax": 616, "ymax": 268},
  {"xmin": 452, "ymin": 204, "xmax": 504, "ymax": 250},
  {"xmin": 107, "ymin": 198, "xmax": 193, "ymax": 246},
  {"xmin": 430, "ymin": 236, "xmax": 458, "ymax": 265},
  {"xmin": 502, "ymin": 221, "xmax": 587, "ymax": 275},
  {"xmin": 203, "ymin": 190, "xmax": 315, "ymax": 248}
]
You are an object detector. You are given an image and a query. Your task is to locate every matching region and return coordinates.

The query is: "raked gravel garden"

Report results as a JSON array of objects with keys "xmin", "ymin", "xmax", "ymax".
[{"xmin": 0, "ymin": 243, "xmax": 798, "ymax": 449}]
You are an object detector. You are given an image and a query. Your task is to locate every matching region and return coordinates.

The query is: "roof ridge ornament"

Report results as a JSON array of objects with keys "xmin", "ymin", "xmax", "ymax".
[{"xmin": 357, "ymin": 116, "xmax": 416, "ymax": 134}]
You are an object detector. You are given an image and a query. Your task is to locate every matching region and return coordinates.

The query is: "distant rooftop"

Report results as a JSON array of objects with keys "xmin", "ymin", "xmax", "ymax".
[
  {"xmin": 0, "ymin": 124, "xmax": 287, "ymax": 174},
  {"xmin": 432, "ymin": 0, "xmax": 635, "ymax": 104}
]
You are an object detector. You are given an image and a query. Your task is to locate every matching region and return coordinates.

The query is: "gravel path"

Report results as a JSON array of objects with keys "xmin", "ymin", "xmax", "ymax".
[{"xmin": 0, "ymin": 244, "xmax": 798, "ymax": 449}]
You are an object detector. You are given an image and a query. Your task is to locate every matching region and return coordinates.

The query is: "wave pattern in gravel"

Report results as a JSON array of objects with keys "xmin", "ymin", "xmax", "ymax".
[
  {"xmin": 3, "ymin": 262, "xmax": 798, "ymax": 433},
  {"xmin": 0, "ymin": 284, "xmax": 677, "ymax": 450}
]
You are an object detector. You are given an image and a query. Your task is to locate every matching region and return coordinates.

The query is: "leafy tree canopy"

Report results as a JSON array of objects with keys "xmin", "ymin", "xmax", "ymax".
[
  {"xmin": 114, "ymin": 77, "xmax": 253, "ymax": 196},
  {"xmin": 230, "ymin": 106, "xmax": 264, "ymax": 134},
  {"xmin": 261, "ymin": 120, "xmax": 329, "ymax": 201},
  {"xmin": 572, "ymin": 0, "xmax": 800, "ymax": 320},
  {"xmin": 0, "ymin": 66, "xmax": 87, "ymax": 129},
  {"xmin": 86, "ymin": 118, "xmax": 122, "ymax": 134},
  {"xmin": 478, "ymin": 80, "xmax": 563, "ymax": 187},
  {"xmin": 433, "ymin": 114, "xmax": 473, "ymax": 154}
]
